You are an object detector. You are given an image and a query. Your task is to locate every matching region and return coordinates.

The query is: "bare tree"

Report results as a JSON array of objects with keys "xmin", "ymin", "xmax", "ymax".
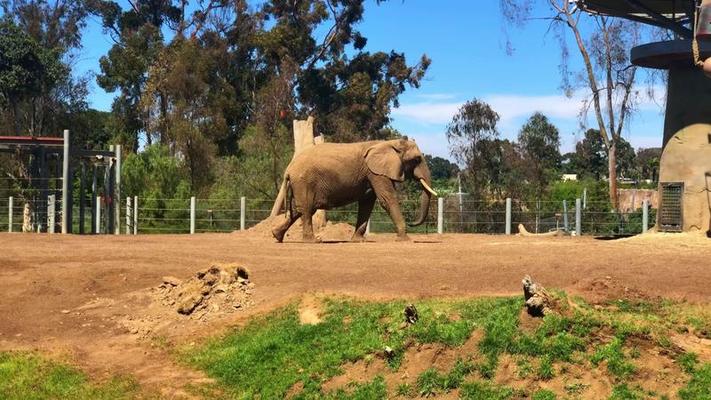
[{"xmin": 500, "ymin": 0, "xmax": 645, "ymax": 208}]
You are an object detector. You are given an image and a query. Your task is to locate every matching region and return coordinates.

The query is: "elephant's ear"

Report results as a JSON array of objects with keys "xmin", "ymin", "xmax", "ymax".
[{"xmin": 365, "ymin": 143, "xmax": 404, "ymax": 181}]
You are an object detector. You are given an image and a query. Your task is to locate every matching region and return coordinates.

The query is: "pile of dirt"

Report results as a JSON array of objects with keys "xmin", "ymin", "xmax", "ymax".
[
  {"xmin": 573, "ymin": 275, "xmax": 652, "ymax": 305},
  {"xmin": 620, "ymin": 231, "xmax": 710, "ymax": 246},
  {"xmin": 244, "ymin": 214, "xmax": 355, "ymax": 241},
  {"xmin": 154, "ymin": 264, "xmax": 254, "ymax": 319}
]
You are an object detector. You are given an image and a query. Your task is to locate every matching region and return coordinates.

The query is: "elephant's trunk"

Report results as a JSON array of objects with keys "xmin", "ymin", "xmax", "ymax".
[
  {"xmin": 408, "ymin": 190, "xmax": 431, "ymax": 227},
  {"xmin": 408, "ymin": 162, "xmax": 435, "ymax": 227}
]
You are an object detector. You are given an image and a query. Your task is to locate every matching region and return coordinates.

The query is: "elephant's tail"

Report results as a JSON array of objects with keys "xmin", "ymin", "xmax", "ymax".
[{"xmin": 284, "ymin": 175, "xmax": 293, "ymax": 219}]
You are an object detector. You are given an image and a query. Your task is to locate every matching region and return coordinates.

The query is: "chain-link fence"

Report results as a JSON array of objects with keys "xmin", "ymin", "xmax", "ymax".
[{"xmin": 1, "ymin": 193, "xmax": 657, "ymax": 236}]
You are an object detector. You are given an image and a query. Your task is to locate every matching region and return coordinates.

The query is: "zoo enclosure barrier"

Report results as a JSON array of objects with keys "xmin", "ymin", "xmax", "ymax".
[{"xmin": 1, "ymin": 194, "xmax": 656, "ymax": 236}]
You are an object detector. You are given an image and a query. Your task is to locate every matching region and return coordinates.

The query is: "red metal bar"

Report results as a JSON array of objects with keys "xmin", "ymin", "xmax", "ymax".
[{"xmin": 0, "ymin": 136, "xmax": 64, "ymax": 145}]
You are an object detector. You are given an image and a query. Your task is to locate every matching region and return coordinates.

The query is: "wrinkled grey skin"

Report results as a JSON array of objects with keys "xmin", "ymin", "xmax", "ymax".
[{"xmin": 272, "ymin": 139, "xmax": 434, "ymax": 242}]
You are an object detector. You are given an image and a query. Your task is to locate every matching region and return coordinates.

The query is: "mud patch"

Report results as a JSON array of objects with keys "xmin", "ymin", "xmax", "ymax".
[{"xmin": 573, "ymin": 275, "xmax": 652, "ymax": 305}]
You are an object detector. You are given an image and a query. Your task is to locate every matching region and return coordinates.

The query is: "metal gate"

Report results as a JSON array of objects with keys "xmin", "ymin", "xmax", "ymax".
[{"xmin": 659, "ymin": 182, "xmax": 683, "ymax": 232}]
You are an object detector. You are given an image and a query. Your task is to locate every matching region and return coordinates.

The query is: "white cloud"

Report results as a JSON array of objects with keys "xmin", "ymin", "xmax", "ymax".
[{"xmin": 391, "ymin": 101, "xmax": 462, "ymax": 125}]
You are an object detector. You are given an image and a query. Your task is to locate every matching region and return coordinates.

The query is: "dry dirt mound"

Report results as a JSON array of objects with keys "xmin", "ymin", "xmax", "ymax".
[
  {"xmin": 573, "ymin": 275, "xmax": 652, "ymax": 305},
  {"xmin": 156, "ymin": 264, "xmax": 254, "ymax": 318},
  {"xmin": 620, "ymin": 231, "xmax": 710, "ymax": 247},
  {"xmin": 244, "ymin": 214, "xmax": 355, "ymax": 241}
]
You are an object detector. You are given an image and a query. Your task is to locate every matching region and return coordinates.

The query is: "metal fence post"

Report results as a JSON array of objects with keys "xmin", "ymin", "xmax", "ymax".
[
  {"xmin": 505, "ymin": 198, "xmax": 512, "ymax": 235},
  {"xmin": 642, "ymin": 199, "xmax": 649, "ymax": 233},
  {"xmin": 48, "ymin": 195, "xmax": 56, "ymax": 234},
  {"xmin": 95, "ymin": 196, "xmax": 101, "ymax": 234},
  {"xmin": 240, "ymin": 196, "xmax": 246, "ymax": 231},
  {"xmin": 126, "ymin": 196, "xmax": 131, "ymax": 235},
  {"xmin": 437, "ymin": 197, "xmax": 444, "ymax": 234},
  {"xmin": 190, "ymin": 196, "xmax": 196, "ymax": 234},
  {"xmin": 575, "ymin": 198, "xmax": 582, "ymax": 236},
  {"xmin": 114, "ymin": 145, "xmax": 121, "ymax": 235},
  {"xmin": 61, "ymin": 129, "xmax": 70, "ymax": 233},
  {"xmin": 8, "ymin": 196, "xmax": 13, "ymax": 233},
  {"xmin": 133, "ymin": 196, "xmax": 138, "ymax": 235},
  {"xmin": 563, "ymin": 200, "xmax": 569, "ymax": 232}
]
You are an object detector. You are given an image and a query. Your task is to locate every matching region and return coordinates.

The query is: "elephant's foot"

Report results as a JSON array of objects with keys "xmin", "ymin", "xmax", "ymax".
[
  {"xmin": 351, "ymin": 234, "xmax": 367, "ymax": 243},
  {"xmin": 271, "ymin": 229, "xmax": 285, "ymax": 243},
  {"xmin": 302, "ymin": 236, "xmax": 322, "ymax": 243},
  {"xmin": 395, "ymin": 234, "xmax": 411, "ymax": 242}
]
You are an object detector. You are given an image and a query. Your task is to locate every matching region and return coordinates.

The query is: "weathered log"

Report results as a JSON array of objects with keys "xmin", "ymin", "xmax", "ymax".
[
  {"xmin": 522, "ymin": 275, "xmax": 554, "ymax": 317},
  {"xmin": 518, "ymin": 224, "xmax": 566, "ymax": 237}
]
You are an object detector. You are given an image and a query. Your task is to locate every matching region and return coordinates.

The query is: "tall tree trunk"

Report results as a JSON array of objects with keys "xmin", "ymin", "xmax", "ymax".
[
  {"xmin": 12, "ymin": 100, "xmax": 20, "ymax": 135},
  {"xmin": 608, "ymin": 141, "xmax": 618, "ymax": 209}
]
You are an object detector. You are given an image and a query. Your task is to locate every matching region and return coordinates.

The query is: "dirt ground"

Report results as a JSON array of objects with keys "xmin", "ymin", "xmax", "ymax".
[{"xmin": 1, "ymin": 230, "xmax": 710, "ymax": 396}]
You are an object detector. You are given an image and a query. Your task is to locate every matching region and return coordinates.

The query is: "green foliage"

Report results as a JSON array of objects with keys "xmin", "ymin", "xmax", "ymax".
[
  {"xmin": 679, "ymin": 363, "xmax": 711, "ymax": 400},
  {"xmin": 324, "ymin": 376, "xmax": 388, "ymax": 400},
  {"xmin": 518, "ymin": 112, "xmax": 561, "ymax": 193},
  {"xmin": 0, "ymin": 352, "xmax": 139, "ymax": 400},
  {"xmin": 536, "ymin": 355, "xmax": 555, "ymax": 380},
  {"xmin": 460, "ymin": 381, "xmax": 515, "ymax": 400},
  {"xmin": 532, "ymin": 389, "xmax": 557, "ymax": 400},
  {"xmin": 609, "ymin": 384, "xmax": 644, "ymax": 400},
  {"xmin": 426, "ymin": 155, "xmax": 459, "ymax": 181},
  {"xmin": 590, "ymin": 338, "xmax": 636, "ymax": 379},
  {"xmin": 676, "ymin": 352, "xmax": 699, "ymax": 374}
]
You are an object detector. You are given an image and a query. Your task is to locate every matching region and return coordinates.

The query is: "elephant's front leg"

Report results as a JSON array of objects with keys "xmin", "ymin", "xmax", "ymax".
[
  {"xmin": 369, "ymin": 175, "xmax": 409, "ymax": 241},
  {"xmin": 352, "ymin": 191, "xmax": 376, "ymax": 242}
]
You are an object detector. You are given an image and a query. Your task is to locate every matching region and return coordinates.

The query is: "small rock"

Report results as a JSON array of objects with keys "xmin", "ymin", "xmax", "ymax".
[
  {"xmin": 162, "ymin": 276, "xmax": 182, "ymax": 286},
  {"xmin": 177, "ymin": 294, "xmax": 204, "ymax": 315},
  {"xmin": 384, "ymin": 346, "xmax": 394, "ymax": 359},
  {"xmin": 61, "ymin": 309, "xmax": 70, "ymax": 314},
  {"xmin": 522, "ymin": 275, "xmax": 554, "ymax": 317},
  {"xmin": 130, "ymin": 327, "xmax": 139, "ymax": 335}
]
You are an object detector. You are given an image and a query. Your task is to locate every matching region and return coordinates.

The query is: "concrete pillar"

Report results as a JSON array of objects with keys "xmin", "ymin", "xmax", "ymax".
[
  {"xmin": 190, "ymin": 196, "xmax": 196, "ymax": 234},
  {"xmin": 642, "ymin": 199, "xmax": 649, "ymax": 233},
  {"xmin": 437, "ymin": 197, "xmax": 444, "ymax": 234},
  {"xmin": 126, "ymin": 196, "xmax": 131, "ymax": 235},
  {"xmin": 95, "ymin": 196, "xmax": 101, "ymax": 234},
  {"xmin": 114, "ymin": 145, "xmax": 121, "ymax": 235},
  {"xmin": 575, "ymin": 198, "xmax": 582, "ymax": 236},
  {"xmin": 505, "ymin": 198, "xmax": 512, "ymax": 235},
  {"xmin": 8, "ymin": 196, "xmax": 13, "ymax": 233},
  {"xmin": 240, "ymin": 197, "xmax": 246, "ymax": 231},
  {"xmin": 61, "ymin": 129, "xmax": 70, "ymax": 233},
  {"xmin": 48, "ymin": 195, "xmax": 56, "ymax": 234},
  {"xmin": 133, "ymin": 196, "xmax": 138, "ymax": 235},
  {"xmin": 563, "ymin": 200, "xmax": 569, "ymax": 232}
]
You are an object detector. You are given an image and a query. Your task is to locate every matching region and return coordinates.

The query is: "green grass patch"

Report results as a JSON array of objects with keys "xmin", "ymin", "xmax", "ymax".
[
  {"xmin": 590, "ymin": 338, "xmax": 636, "ymax": 380},
  {"xmin": 679, "ymin": 363, "xmax": 711, "ymax": 400},
  {"xmin": 532, "ymin": 389, "xmax": 557, "ymax": 400},
  {"xmin": 460, "ymin": 381, "xmax": 518, "ymax": 400},
  {"xmin": 185, "ymin": 297, "xmax": 518, "ymax": 399},
  {"xmin": 0, "ymin": 352, "xmax": 140, "ymax": 400}
]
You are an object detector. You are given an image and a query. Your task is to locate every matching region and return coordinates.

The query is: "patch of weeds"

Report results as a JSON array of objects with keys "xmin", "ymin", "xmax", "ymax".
[
  {"xmin": 442, "ymin": 358, "xmax": 474, "ymax": 390},
  {"xmin": 460, "ymin": 381, "xmax": 516, "ymax": 400},
  {"xmin": 536, "ymin": 356, "xmax": 555, "ymax": 380},
  {"xmin": 564, "ymin": 382, "xmax": 589, "ymax": 396},
  {"xmin": 679, "ymin": 363, "xmax": 711, "ymax": 400},
  {"xmin": 532, "ymin": 389, "xmax": 557, "ymax": 400},
  {"xmin": 628, "ymin": 346, "xmax": 641, "ymax": 359},
  {"xmin": 0, "ymin": 352, "xmax": 140, "ymax": 400},
  {"xmin": 612, "ymin": 299, "xmax": 655, "ymax": 314},
  {"xmin": 515, "ymin": 357, "xmax": 532, "ymax": 379},
  {"xmin": 609, "ymin": 384, "xmax": 645, "ymax": 400},
  {"xmin": 590, "ymin": 338, "xmax": 636, "ymax": 379},
  {"xmin": 477, "ymin": 298, "xmax": 521, "ymax": 375},
  {"xmin": 395, "ymin": 382, "xmax": 413, "ymax": 397},
  {"xmin": 415, "ymin": 359, "xmax": 474, "ymax": 396},
  {"xmin": 656, "ymin": 335, "xmax": 673, "ymax": 349},
  {"xmin": 416, "ymin": 368, "xmax": 442, "ymax": 397},
  {"xmin": 324, "ymin": 376, "xmax": 388, "ymax": 400},
  {"xmin": 676, "ymin": 352, "xmax": 699, "ymax": 374}
]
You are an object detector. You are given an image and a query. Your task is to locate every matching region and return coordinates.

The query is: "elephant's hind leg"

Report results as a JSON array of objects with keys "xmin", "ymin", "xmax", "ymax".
[
  {"xmin": 300, "ymin": 209, "xmax": 320, "ymax": 243},
  {"xmin": 352, "ymin": 192, "xmax": 376, "ymax": 242},
  {"xmin": 272, "ymin": 211, "xmax": 302, "ymax": 243}
]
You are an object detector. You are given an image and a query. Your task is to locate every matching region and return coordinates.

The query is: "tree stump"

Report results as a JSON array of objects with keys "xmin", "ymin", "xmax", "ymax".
[{"xmin": 522, "ymin": 275, "xmax": 554, "ymax": 317}]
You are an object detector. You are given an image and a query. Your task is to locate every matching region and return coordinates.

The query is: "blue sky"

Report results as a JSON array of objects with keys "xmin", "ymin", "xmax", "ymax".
[{"xmin": 75, "ymin": 0, "xmax": 667, "ymax": 160}]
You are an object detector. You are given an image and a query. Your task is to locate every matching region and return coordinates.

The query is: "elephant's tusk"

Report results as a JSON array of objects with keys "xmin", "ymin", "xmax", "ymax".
[{"xmin": 419, "ymin": 179, "xmax": 438, "ymax": 197}]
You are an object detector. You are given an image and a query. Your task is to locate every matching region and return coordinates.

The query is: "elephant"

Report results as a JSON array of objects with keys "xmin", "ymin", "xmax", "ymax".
[{"xmin": 272, "ymin": 138, "xmax": 438, "ymax": 242}]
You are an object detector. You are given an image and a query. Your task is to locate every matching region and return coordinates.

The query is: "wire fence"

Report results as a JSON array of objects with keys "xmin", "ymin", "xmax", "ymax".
[{"xmin": 1, "ymin": 193, "xmax": 656, "ymax": 236}]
